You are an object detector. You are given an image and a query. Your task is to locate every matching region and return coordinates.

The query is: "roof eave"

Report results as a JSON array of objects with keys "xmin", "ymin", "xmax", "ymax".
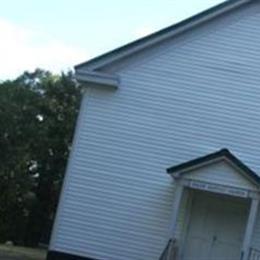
[{"xmin": 74, "ymin": 0, "xmax": 251, "ymax": 72}]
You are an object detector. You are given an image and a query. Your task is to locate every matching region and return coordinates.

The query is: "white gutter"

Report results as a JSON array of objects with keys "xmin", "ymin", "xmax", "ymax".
[{"xmin": 75, "ymin": 71, "xmax": 119, "ymax": 89}]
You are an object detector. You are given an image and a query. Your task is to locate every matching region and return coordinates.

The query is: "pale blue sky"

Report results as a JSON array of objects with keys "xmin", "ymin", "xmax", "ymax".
[{"xmin": 0, "ymin": 0, "xmax": 224, "ymax": 79}]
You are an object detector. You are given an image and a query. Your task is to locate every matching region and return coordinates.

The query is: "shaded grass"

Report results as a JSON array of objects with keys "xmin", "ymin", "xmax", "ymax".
[{"xmin": 0, "ymin": 244, "xmax": 46, "ymax": 260}]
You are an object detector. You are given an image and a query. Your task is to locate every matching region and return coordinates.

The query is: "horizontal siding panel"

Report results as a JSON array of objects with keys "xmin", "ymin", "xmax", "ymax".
[
  {"xmin": 66, "ymin": 180, "xmax": 173, "ymax": 205},
  {"xmin": 86, "ymin": 99, "xmax": 260, "ymax": 123},
  {"xmin": 54, "ymin": 238, "xmax": 160, "ymax": 260},
  {"xmin": 59, "ymin": 209, "xmax": 169, "ymax": 232},
  {"xmin": 63, "ymin": 193, "xmax": 172, "ymax": 216},
  {"xmin": 123, "ymin": 67, "xmax": 260, "ymax": 87},
  {"xmin": 74, "ymin": 137, "xmax": 260, "ymax": 172},
  {"xmin": 57, "ymin": 220, "xmax": 166, "ymax": 243},
  {"xmin": 79, "ymin": 115, "xmax": 260, "ymax": 145}
]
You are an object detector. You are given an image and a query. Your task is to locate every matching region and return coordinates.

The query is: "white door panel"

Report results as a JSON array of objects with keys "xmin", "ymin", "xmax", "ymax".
[{"xmin": 182, "ymin": 191, "xmax": 249, "ymax": 260}]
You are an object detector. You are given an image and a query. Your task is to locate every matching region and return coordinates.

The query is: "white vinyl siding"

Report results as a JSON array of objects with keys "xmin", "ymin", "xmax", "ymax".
[
  {"xmin": 51, "ymin": 2, "xmax": 260, "ymax": 259},
  {"xmin": 183, "ymin": 160, "xmax": 256, "ymax": 190}
]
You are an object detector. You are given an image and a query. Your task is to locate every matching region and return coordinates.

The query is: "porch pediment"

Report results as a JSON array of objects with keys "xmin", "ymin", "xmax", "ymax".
[{"xmin": 167, "ymin": 149, "xmax": 260, "ymax": 191}]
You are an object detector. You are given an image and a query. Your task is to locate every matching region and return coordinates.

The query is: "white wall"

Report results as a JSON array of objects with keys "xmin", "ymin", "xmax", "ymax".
[{"xmin": 51, "ymin": 2, "xmax": 260, "ymax": 259}]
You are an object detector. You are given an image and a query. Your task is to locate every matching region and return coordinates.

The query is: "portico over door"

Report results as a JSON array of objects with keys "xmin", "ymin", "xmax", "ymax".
[{"xmin": 162, "ymin": 149, "xmax": 260, "ymax": 260}]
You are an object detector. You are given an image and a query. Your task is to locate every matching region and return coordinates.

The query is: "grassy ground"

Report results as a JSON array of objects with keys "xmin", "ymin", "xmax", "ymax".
[{"xmin": 0, "ymin": 245, "xmax": 46, "ymax": 260}]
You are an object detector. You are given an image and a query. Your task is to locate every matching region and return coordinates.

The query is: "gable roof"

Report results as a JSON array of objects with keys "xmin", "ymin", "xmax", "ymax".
[
  {"xmin": 75, "ymin": 0, "xmax": 251, "ymax": 73},
  {"xmin": 167, "ymin": 148, "xmax": 260, "ymax": 186}
]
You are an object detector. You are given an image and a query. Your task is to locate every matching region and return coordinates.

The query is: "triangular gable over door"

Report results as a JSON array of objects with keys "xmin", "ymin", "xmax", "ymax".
[
  {"xmin": 167, "ymin": 149, "xmax": 260, "ymax": 195},
  {"xmin": 166, "ymin": 149, "xmax": 260, "ymax": 260}
]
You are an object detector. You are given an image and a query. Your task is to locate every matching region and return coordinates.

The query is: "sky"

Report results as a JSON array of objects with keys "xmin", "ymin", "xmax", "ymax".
[{"xmin": 0, "ymin": 0, "xmax": 225, "ymax": 80}]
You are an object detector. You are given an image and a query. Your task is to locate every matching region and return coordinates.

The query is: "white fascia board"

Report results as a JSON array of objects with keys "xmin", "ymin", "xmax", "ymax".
[{"xmin": 75, "ymin": 70, "xmax": 119, "ymax": 89}]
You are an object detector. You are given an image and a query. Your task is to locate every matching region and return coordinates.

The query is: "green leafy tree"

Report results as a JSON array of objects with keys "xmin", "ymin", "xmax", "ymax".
[{"xmin": 0, "ymin": 69, "xmax": 82, "ymax": 246}]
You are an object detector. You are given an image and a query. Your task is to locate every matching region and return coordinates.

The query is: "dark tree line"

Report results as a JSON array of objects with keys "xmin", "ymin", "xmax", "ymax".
[{"xmin": 0, "ymin": 69, "xmax": 82, "ymax": 246}]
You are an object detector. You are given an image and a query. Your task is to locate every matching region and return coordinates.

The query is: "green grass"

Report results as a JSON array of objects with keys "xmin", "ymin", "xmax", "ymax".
[{"xmin": 0, "ymin": 244, "xmax": 46, "ymax": 260}]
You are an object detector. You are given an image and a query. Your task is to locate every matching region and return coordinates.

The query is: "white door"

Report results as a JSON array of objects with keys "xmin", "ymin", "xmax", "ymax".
[{"xmin": 182, "ymin": 191, "xmax": 249, "ymax": 260}]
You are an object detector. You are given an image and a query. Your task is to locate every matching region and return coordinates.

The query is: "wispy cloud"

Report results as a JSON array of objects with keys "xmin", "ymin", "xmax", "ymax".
[{"xmin": 0, "ymin": 18, "xmax": 89, "ymax": 79}]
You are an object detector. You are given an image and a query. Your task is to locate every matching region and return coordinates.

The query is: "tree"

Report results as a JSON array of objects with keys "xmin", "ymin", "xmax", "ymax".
[{"xmin": 0, "ymin": 69, "xmax": 82, "ymax": 246}]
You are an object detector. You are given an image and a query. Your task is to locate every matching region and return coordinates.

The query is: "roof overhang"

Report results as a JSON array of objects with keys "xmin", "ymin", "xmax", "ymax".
[{"xmin": 74, "ymin": 0, "xmax": 255, "ymax": 89}]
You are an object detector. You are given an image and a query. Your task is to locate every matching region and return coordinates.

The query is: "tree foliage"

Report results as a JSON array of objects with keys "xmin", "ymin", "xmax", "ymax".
[{"xmin": 0, "ymin": 69, "xmax": 82, "ymax": 246}]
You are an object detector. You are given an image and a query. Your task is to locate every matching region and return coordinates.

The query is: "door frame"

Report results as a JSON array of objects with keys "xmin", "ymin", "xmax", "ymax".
[
  {"xmin": 179, "ymin": 189, "xmax": 250, "ymax": 260},
  {"xmin": 178, "ymin": 188, "xmax": 194, "ymax": 259},
  {"xmin": 169, "ymin": 179, "xmax": 259, "ymax": 260}
]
